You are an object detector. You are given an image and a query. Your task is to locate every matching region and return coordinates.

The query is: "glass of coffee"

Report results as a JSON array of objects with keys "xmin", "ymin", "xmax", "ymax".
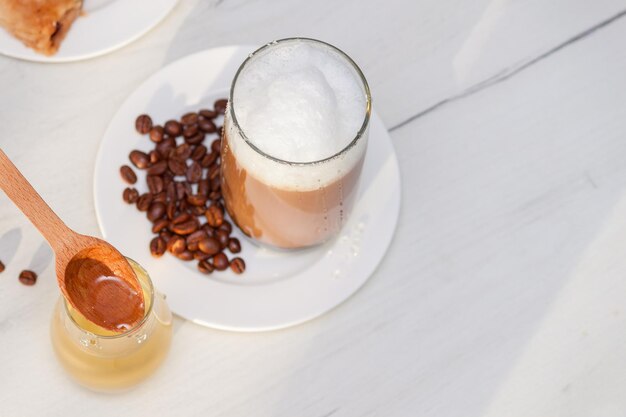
[
  {"xmin": 221, "ymin": 38, "xmax": 371, "ymax": 249},
  {"xmin": 50, "ymin": 258, "xmax": 173, "ymax": 392}
]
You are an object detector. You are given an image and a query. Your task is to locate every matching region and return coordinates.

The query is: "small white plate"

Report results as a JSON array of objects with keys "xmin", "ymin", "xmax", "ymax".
[
  {"xmin": 94, "ymin": 45, "xmax": 401, "ymax": 332},
  {"xmin": 0, "ymin": 0, "xmax": 178, "ymax": 63}
]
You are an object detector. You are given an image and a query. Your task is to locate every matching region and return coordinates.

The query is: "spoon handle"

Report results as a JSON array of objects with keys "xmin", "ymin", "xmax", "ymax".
[{"xmin": 0, "ymin": 148, "xmax": 73, "ymax": 252}]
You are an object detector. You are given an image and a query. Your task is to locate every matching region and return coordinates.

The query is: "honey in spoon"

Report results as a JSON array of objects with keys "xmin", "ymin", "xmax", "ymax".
[{"xmin": 63, "ymin": 247, "xmax": 145, "ymax": 332}]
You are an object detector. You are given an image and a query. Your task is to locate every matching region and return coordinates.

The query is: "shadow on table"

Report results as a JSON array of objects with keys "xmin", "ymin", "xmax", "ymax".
[
  {"xmin": 0, "ymin": 228, "xmax": 21, "ymax": 266},
  {"xmin": 27, "ymin": 241, "xmax": 53, "ymax": 275}
]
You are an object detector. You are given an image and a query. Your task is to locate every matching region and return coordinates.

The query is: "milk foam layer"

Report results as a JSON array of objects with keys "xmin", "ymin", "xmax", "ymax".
[{"xmin": 228, "ymin": 39, "xmax": 369, "ymax": 191}]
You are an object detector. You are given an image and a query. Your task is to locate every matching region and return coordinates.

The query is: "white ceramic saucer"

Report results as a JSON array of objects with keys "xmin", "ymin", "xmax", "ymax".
[
  {"xmin": 94, "ymin": 45, "xmax": 401, "ymax": 332},
  {"xmin": 0, "ymin": 0, "xmax": 178, "ymax": 63}
]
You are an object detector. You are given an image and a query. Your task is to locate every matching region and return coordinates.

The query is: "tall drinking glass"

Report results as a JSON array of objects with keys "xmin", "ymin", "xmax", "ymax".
[{"xmin": 221, "ymin": 38, "xmax": 371, "ymax": 249}]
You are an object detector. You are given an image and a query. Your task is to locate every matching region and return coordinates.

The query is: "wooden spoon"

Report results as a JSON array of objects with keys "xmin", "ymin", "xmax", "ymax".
[{"xmin": 0, "ymin": 149, "xmax": 144, "ymax": 332}]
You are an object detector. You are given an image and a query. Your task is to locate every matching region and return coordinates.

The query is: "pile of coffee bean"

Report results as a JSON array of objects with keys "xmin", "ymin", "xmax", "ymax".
[{"xmin": 120, "ymin": 99, "xmax": 245, "ymax": 275}]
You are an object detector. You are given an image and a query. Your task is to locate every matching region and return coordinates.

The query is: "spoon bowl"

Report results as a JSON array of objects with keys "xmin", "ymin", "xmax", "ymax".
[{"xmin": 60, "ymin": 238, "xmax": 145, "ymax": 332}]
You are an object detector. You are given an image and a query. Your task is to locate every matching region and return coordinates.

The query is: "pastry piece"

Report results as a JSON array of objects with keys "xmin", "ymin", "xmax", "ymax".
[{"xmin": 0, "ymin": 0, "xmax": 83, "ymax": 56}]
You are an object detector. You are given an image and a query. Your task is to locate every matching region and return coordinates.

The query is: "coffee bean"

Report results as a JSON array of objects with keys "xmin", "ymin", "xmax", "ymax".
[
  {"xmin": 149, "ymin": 125, "xmax": 164, "ymax": 143},
  {"xmin": 170, "ymin": 219, "xmax": 198, "ymax": 235},
  {"xmin": 19, "ymin": 270, "xmax": 37, "ymax": 285},
  {"xmin": 146, "ymin": 174, "xmax": 163, "ymax": 192},
  {"xmin": 214, "ymin": 99, "xmax": 228, "ymax": 114},
  {"xmin": 186, "ymin": 133, "xmax": 205, "ymax": 146},
  {"xmin": 183, "ymin": 124, "xmax": 198, "ymax": 139},
  {"xmin": 129, "ymin": 150, "xmax": 150, "ymax": 169},
  {"xmin": 135, "ymin": 114, "xmax": 153, "ymax": 134},
  {"xmin": 147, "ymin": 160, "xmax": 168, "ymax": 176},
  {"xmin": 167, "ymin": 235, "xmax": 186, "ymax": 254},
  {"xmin": 136, "ymin": 193, "xmax": 153, "ymax": 211},
  {"xmin": 218, "ymin": 220, "xmax": 232, "ymax": 234},
  {"xmin": 150, "ymin": 237, "xmax": 166, "ymax": 257},
  {"xmin": 176, "ymin": 250, "xmax": 194, "ymax": 261},
  {"xmin": 166, "ymin": 200, "xmax": 176, "ymax": 219},
  {"xmin": 198, "ymin": 237, "xmax": 221, "ymax": 256},
  {"xmin": 211, "ymin": 139, "xmax": 221, "ymax": 154},
  {"xmin": 0, "ymin": 260, "xmax": 4, "ymax": 273},
  {"xmin": 168, "ymin": 157, "xmax": 187, "ymax": 176},
  {"xmin": 181, "ymin": 112, "xmax": 199, "ymax": 125},
  {"xmin": 152, "ymin": 218, "xmax": 169, "ymax": 233},
  {"xmin": 147, "ymin": 202, "xmax": 166, "ymax": 222},
  {"xmin": 120, "ymin": 165, "xmax": 137, "ymax": 184},
  {"xmin": 230, "ymin": 257, "xmax": 245, "ymax": 274},
  {"xmin": 174, "ymin": 143, "xmax": 193, "ymax": 160},
  {"xmin": 164, "ymin": 120, "xmax": 182, "ymax": 136},
  {"xmin": 172, "ymin": 212, "xmax": 191, "ymax": 225},
  {"xmin": 186, "ymin": 161, "xmax": 202, "ymax": 183},
  {"xmin": 199, "ymin": 118, "xmax": 216, "ymax": 133},
  {"xmin": 187, "ymin": 194, "xmax": 207, "ymax": 207},
  {"xmin": 213, "ymin": 253, "xmax": 229, "ymax": 271},
  {"xmin": 147, "ymin": 175, "xmax": 164, "ymax": 194},
  {"xmin": 205, "ymin": 204, "xmax": 224, "ymax": 227},
  {"xmin": 123, "ymin": 187, "xmax": 139, "ymax": 204},
  {"xmin": 198, "ymin": 260, "xmax": 215, "ymax": 274},
  {"xmin": 199, "ymin": 109, "xmax": 218, "ymax": 119},
  {"xmin": 156, "ymin": 137, "xmax": 176, "ymax": 157},
  {"xmin": 216, "ymin": 229, "xmax": 230, "ymax": 248},
  {"xmin": 191, "ymin": 144, "xmax": 207, "ymax": 161},
  {"xmin": 197, "ymin": 179, "xmax": 210, "ymax": 197},
  {"xmin": 187, "ymin": 230, "xmax": 207, "ymax": 245},
  {"xmin": 200, "ymin": 152, "xmax": 217, "ymax": 168},
  {"xmin": 228, "ymin": 238, "xmax": 241, "ymax": 253}
]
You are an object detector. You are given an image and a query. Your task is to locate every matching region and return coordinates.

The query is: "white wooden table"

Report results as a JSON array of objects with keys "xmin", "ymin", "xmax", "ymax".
[{"xmin": 2, "ymin": 0, "xmax": 626, "ymax": 415}]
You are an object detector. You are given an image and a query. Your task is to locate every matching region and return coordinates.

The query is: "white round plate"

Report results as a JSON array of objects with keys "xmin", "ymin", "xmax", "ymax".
[
  {"xmin": 0, "ymin": 0, "xmax": 178, "ymax": 63},
  {"xmin": 94, "ymin": 45, "xmax": 401, "ymax": 332}
]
